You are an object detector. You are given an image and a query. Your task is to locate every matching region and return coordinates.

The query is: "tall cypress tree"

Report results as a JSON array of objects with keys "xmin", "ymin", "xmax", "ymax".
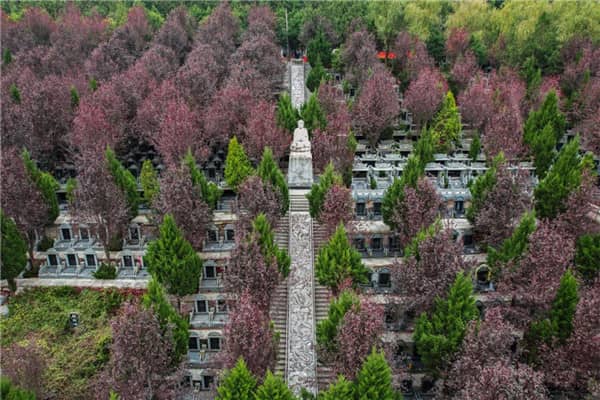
[
  {"xmin": 320, "ymin": 375, "xmax": 355, "ymax": 400},
  {"xmin": 254, "ymin": 371, "xmax": 296, "ymax": 400},
  {"xmin": 550, "ymin": 270, "xmax": 579, "ymax": 342},
  {"xmin": 466, "ymin": 153, "xmax": 504, "ymax": 223},
  {"xmin": 306, "ymin": 57, "xmax": 329, "ymax": 93},
  {"xmin": 524, "ymin": 90, "xmax": 566, "ymax": 144},
  {"xmin": 224, "ymin": 137, "xmax": 254, "ymax": 191},
  {"xmin": 300, "ymin": 93, "xmax": 327, "ymax": 133},
  {"xmin": 21, "ymin": 149, "xmax": 60, "ymax": 224},
  {"xmin": 414, "ymin": 272, "xmax": 478, "ymax": 374},
  {"xmin": 215, "ymin": 358, "xmax": 257, "ymax": 400},
  {"xmin": 276, "ymin": 92, "xmax": 299, "ymax": 133},
  {"xmin": 315, "ymin": 224, "xmax": 368, "ymax": 291},
  {"xmin": 469, "ymin": 134, "xmax": 481, "ymax": 161},
  {"xmin": 182, "ymin": 149, "xmax": 222, "ymax": 208},
  {"xmin": 307, "ymin": 29, "xmax": 333, "ymax": 68},
  {"xmin": 307, "ymin": 163, "xmax": 343, "ymax": 218},
  {"xmin": 140, "ymin": 160, "xmax": 159, "ymax": 206},
  {"xmin": 487, "ymin": 211, "xmax": 537, "ymax": 272},
  {"xmin": 258, "ymin": 147, "xmax": 289, "ymax": 212},
  {"xmin": 355, "ymin": 349, "xmax": 397, "ymax": 400},
  {"xmin": 252, "ymin": 213, "xmax": 290, "ymax": 277},
  {"xmin": 1, "ymin": 211, "xmax": 28, "ymax": 292},
  {"xmin": 575, "ymin": 234, "xmax": 600, "ymax": 282},
  {"xmin": 431, "ymin": 91, "xmax": 461, "ymax": 153},
  {"xmin": 529, "ymin": 123, "xmax": 557, "ymax": 179},
  {"xmin": 534, "ymin": 136, "xmax": 585, "ymax": 219},
  {"xmin": 105, "ymin": 146, "xmax": 139, "ymax": 216},
  {"xmin": 142, "ymin": 278, "xmax": 189, "ymax": 364},
  {"xmin": 382, "ymin": 154, "xmax": 425, "ymax": 228},
  {"xmin": 316, "ymin": 290, "xmax": 359, "ymax": 352},
  {"xmin": 145, "ymin": 214, "xmax": 202, "ymax": 312}
]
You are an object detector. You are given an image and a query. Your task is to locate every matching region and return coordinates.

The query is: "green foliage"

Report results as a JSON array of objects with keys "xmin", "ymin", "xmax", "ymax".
[
  {"xmin": 549, "ymin": 270, "xmax": 579, "ymax": 342},
  {"xmin": 0, "ymin": 378, "xmax": 36, "ymax": 400},
  {"xmin": 36, "ymin": 235, "xmax": 54, "ymax": 252},
  {"xmin": 300, "ymin": 93, "xmax": 327, "ymax": 134},
  {"xmin": 142, "ymin": 278, "xmax": 189, "ymax": 364},
  {"xmin": 316, "ymin": 290, "xmax": 359, "ymax": 352},
  {"xmin": 315, "ymin": 224, "xmax": 369, "ymax": 290},
  {"xmin": 182, "ymin": 149, "xmax": 222, "ymax": 209},
  {"xmin": 307, "ymin": 163, "xmax": 342, "ymax": 219},
  {"xmin": 529, "ymin": 123, "xmax": 557, "ymax": 179},
  {"xmin": 255, "ymin": 371, "xmax": 296, "ymax": 400},
  {"xmin": 0, "ymin": 288, "xmax": 125, "ymax": 398},
  {"xmin": 469, "ymin": 134, "xmax": 481, "ymax": 161},
  {"xmin": 145, "ymin": 214, "xmax": 202, "ymax": 300},
  {"xmin": 575, "ymin": 234, "xmax": 600, "ymax": 282},
  {"xmin": 307, "ymin": 29, "xmax": 332, "ymax": 68},
  {"xmin": 21, "ymin": 149, "xmax": 60, "ymax": 224},
  {"xmin": 215, "ymin": 358, "xmax": 257, "ymax": 400},
  {"xmin": 276, "ymin": 92, "xmax": 299, "ymax": 133},
  {"xmin": 466, "ymin": 153, "xmax": 504, "ymax": 222},
  {"xmin": 258, "ymin": 147, "xmax": 289, "ymax": 212},
  {"xmin": 224, "ymin": 137, "xmax": 254, "ymax": 191},
  {"xmin": 3, "ymin": 48, "xmax": 12, "ymax": 66},
  {"xmin": 431, "ymin": 91, "xmax": 461, "ymax": 153},
  {"xmin": 109, "ymin": 391, "xmax": 120, "ymax": 400},
  {"xmin": 403, "ymin": 221, "xmax": 441, "ymax": 260},
  {"xmin": 139, "ymin": 160, "xmax": 160, "ymax": 207},
  {"xmin": 92, "ymin": 263, "xmax": 117, "ymax": 280},
  {"xmin": 382, "ymin": 155, "xmax": 425, "ymax": 228},
  {"xmin": 522, "ymin": 11, "xmax": 562, "ymax": 75},
  {"xmin": 370, "ymin": 176, "xmax": 377, "ymax": 189},
  {"xmin": 105, "ymin": 146, "xmax": 139, "ymax": 217},
  {"xmin": 534, "ymin": 136, "xmax": 585, "ymax": 219},
  {"xmin": 414, "ymin": 128, "xmax": 435, "ymax": 167},
  {"xmin": 414, "ymin": 272, "xmax": 478, "ymax": 374},
  {"xmin": 355, "ymin": 348, "xmax": 397, "ymax": 400},
  {"xmin": 382, "ymin": 178, "xmax": 404, "ymax": 228},
  {"xmin": 70, "ymin": 85, "xmax": 79, "ymax": 109},
  {"xmin": 9, "ymin": 83, "xmax": 20, "ymax": 104},
  {"xmin": 1, "ymin": 211, "xmax": 28, "ymax": 291},
  {"xmin": 65, "ymin": 178, "xmax": 77, "ymax": 205},
  {"xmin": 425, "ymin": 22, "xmax": 445, "ymax": 65},
  {"xmin": 487, "ymin": 212, "xmax": 536, "ymax": 273},
  {"xmin": 307, "ymin": 57, "xmax": 329, "ymax": 93},
  {"xmin": 319, "ymin": 375, "xmax": 355, "ymax": 400},
  {"xmin": 89, "ymin": 78, "xmax": 98, "ymax": 92},
  {"xmin": 521, "ymin": 56, "xmax": 542, "ymax": 96},
  {"xmin": 524, "ymin": 90, "xmax": 565, "ymax": 145},
  {"xmin": 252, "ymin": 214, "xmax": 291, "ymax": 277}
]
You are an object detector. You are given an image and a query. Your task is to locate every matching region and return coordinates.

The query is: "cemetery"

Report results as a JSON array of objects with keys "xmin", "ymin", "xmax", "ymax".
[{"xmin": 1, "ymin": 1, "xmax": 600, "ymax": 400}]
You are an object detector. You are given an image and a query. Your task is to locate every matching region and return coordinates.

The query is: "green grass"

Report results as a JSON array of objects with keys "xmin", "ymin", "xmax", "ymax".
[{"xmin": 0, "ymin": 287, "xmax": 128, "ymax": 399}]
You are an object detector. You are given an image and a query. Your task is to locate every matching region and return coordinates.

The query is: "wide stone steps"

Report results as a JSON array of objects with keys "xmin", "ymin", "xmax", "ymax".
[
  {"xmin": 290, "ymin": 191, "xmax": 310, "ymax": 213},
  {"xmin": 274, "ymin": 214, "xmax": 289, "ymax": 251},
  {"xmin": 269, "ymin": 279, "xmax": 288, "ymax": 376},
  {"xmin": 317, "ymin": 364, "xmax": 336, "ymax": 391},
  {"xmin": 312, "ymin": 222, "xmax": 329, "ymax": 254},
  {"xmin": 314, "ymin": 284, "xmax": 332, "ymax": 322}
]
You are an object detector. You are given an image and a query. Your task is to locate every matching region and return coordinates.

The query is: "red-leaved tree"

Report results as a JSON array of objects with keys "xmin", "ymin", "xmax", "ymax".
[
  {"xmin": 236, "ymin": 176, "xmax": 282, "ymax": 231},
  {"xmin": 242, "ymin": 100, "xmax": 290, "ymax": 161},
  {"xmin": 0, "ymin": 337, "xmax": 47, "ymax": 398},
  {"xmin": 203, "ymin": 83, "xmax": 254, "ymax": 147},
  {"xmin": 333, "ymin": 299, "xmax": 384, "ymax": 380},
  {"xmin": 403, "ymin": 67, "xmax": 448, "ymax": 128},
  {"xmin": 196, "ymin": 2, "xmax": 239, "ymax": 77},
  {"xmin": 153, "ymin": 6, "xmax": 195, "ymax": 64},
  {"xmin": 352, "ymin": 68, "xmax": 400, "ymax": 146},
  {"xmin": 391, "ymin": 177, "xmax": 443, "ymax": 248},
  {"xmin": 174, "ymin": 43, "xmax": 222, "ymax": 110},
  {"xmin": 319, "ymin": 184, "xmax": 354, "ymax": 239},
  {"xmin": 221, "ymin": 291, "xmax": 276, "ymax": 378},
  {"xmin": 342, "ymin": 28, "xmax": 379, "ymax": 89}
]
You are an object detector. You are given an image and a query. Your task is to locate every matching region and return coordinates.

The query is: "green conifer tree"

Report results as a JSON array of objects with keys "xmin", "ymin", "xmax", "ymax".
[
  {"xmin": 89, "ymin": 77, "xmax": 98, "ymax": 92},
  {"xmin": 316, "ymin": 224, "xmax": 368, "ymax": 290},
  {"xmin": 524, "ymin": 90, "xmax": 566, "ymax": 144},
  {"xmin": 258, "ymin": 147, "xmax": 289, "ymax": 212},
  {"xmin": 306, "ymin": 57, "xmax": 329, "ymax": 93},
  {"xmin": 414, "ymin": 128, "xmax": 435, "ymax": 167},
  {"xmin": 142, "ymin": 278, "xmax": 189, "ymax": 364},
  {"xmin": 355, "ymin": 348, "xmax": 397, "ymax": 400},
  {"xmin": 65, "ymin": 178, "xmax": 77, "ymax": 205},
  {"xmin": 466, "ymin": 153, "xmax": 504, "ymax": 223},
  {"xmin": 550, "ymin": 269, "xmax": 579, "ymax": 342},
  {"xmin": 300, "ymin": 93, "xmax": 327, "ymax": 133},
  {"xmin": 182, "ymin": 149, "xmax": 222, "ymax": 209},
  {"xmin": 276, "ymin": 92, "xmax": 299, "ymax": 133},
  {"xmin": 414, "ymin": 272, "xmax": 478, "ymax": 374},
  {"xmin": 487, "ymin": 212, "xmax": 537, "ymax": 273},
  {"xmin": 9, "ymin": 84, "xmax": 20, "ymax": 103},
  {"xmin": 139, "ymin": 160, "xmax": 160, "ymax": 207},
  {"xmin": 431, "ymin": 91, "xmax": 461, "ymax": 153},
  {"xmin": 469, "ymin": 134, "xmax": 481, "ymax": 161},
  {"xmin": 145, "ymin": 214, "xmax": 202, "ymax": 312},
  {"xmin": 382, "ymin": 155, "xmax": 424, "ymax": 228},
  {"xmin": 252, "ymin": 214, "xmax": 291, "ymax": 277},
  {"xmin": 307, "ymin": 29, "xmax": 332, "ymax": 68},
  {"xmin": 254, "ymin": 371, "xmax": 296, "ymax": 400},
  {"xmin": 316, "ymin": 290, "xmax": 359, "ymax": 352},
  {"xmin": 2, "ymin": 48, "xmax": 12, "ymax": 66},
  {"xmin": 70, "ymin": 85, "xmax": 79, "ymax": 109},
  {"xmin": 105, "ymin": 146, "xmax": 139, "ymax": 216},
  {"xmin": 21, "ymin": 149, "xmax": 60, "ymax": 224},
  {"xmin": 1, "ymin": 211, "xmax": 28, "ymax": 292},
  {"xmin": 529, "ymin": 123, "xmax": 557, "ymax": 179},
  {"xmin": 319, "ymin": 375, "xmax": 355, "ymax": 400},
  {"xmin": 215, "ymin": 358, "xmax": 257, "ymax": 400},
  {"xmin": 224, "ymin": 137, "xmax": 254, "ymax": 191},
  {"xmin": 575, "ymin": 234, "xmax": 600, "ymax": 282},
  {"xmin": 534, "ymin": 136, "xmax": 586, "ymax": 219},
  {"xmin": 307, "ymin": 163, "xmax": 342, "ymax": 218},
  {"xmin": 403, "ymin": 221, "xmax": 441, "ymax": 260}
]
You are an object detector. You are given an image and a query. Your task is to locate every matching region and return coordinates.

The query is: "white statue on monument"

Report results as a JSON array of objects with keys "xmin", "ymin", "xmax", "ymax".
[{"xmin": 290, "ymin": 120, "xmax": 311, "ymax": 153}]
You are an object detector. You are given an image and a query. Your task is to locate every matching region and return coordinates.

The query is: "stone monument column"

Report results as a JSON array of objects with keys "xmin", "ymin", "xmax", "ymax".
[{"xmin": 288, "ymin": 120, "xmax": 314, "ymax": 188}]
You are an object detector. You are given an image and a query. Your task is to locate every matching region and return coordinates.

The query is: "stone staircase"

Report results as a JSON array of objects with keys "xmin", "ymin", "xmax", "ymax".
[
  {"xmin": 270, "ymin": 279, "xmax": 288, "ymax": 376},
  {"xmin": 274, "ymin": 214, "xmax": 289, "ymax": 251},
  {"xmin": 290, "ymin": 190, "xmax": 310, "ymax": 212},
  {"xmin": 315, "ymin": 283, "xmax": 335, "ymax": 391},
  {"xmin": 312, "ymin": 221, "xmax": 329, "ymax": 253}
]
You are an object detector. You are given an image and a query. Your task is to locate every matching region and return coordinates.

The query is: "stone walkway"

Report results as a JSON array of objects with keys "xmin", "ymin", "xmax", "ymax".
[
  {"xmin": 286, "ymin": 189, "xmax": 317, "ymax": 395},
  {"xmin": 290, "ymin": 60, "xmax": 307, "ymax": 109}
]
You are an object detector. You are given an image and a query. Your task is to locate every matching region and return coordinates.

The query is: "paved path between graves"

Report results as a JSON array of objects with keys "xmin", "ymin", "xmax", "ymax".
[
  {"xmin": 4, "ymin": 277, "xmax": 149, "ymax": 293},
  {"xmin": 286, "ymin": 189, "xmax": 318, "ymax": 395},
  {"xmin": 290, "ymin": 61, "xmax": 307, "ymax": 109}
]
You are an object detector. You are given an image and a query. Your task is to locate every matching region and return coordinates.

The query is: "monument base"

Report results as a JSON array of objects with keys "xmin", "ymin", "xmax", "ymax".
[{"xmin": 288, "ymin": 151, "xmax": 313, "ymax": 188}]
